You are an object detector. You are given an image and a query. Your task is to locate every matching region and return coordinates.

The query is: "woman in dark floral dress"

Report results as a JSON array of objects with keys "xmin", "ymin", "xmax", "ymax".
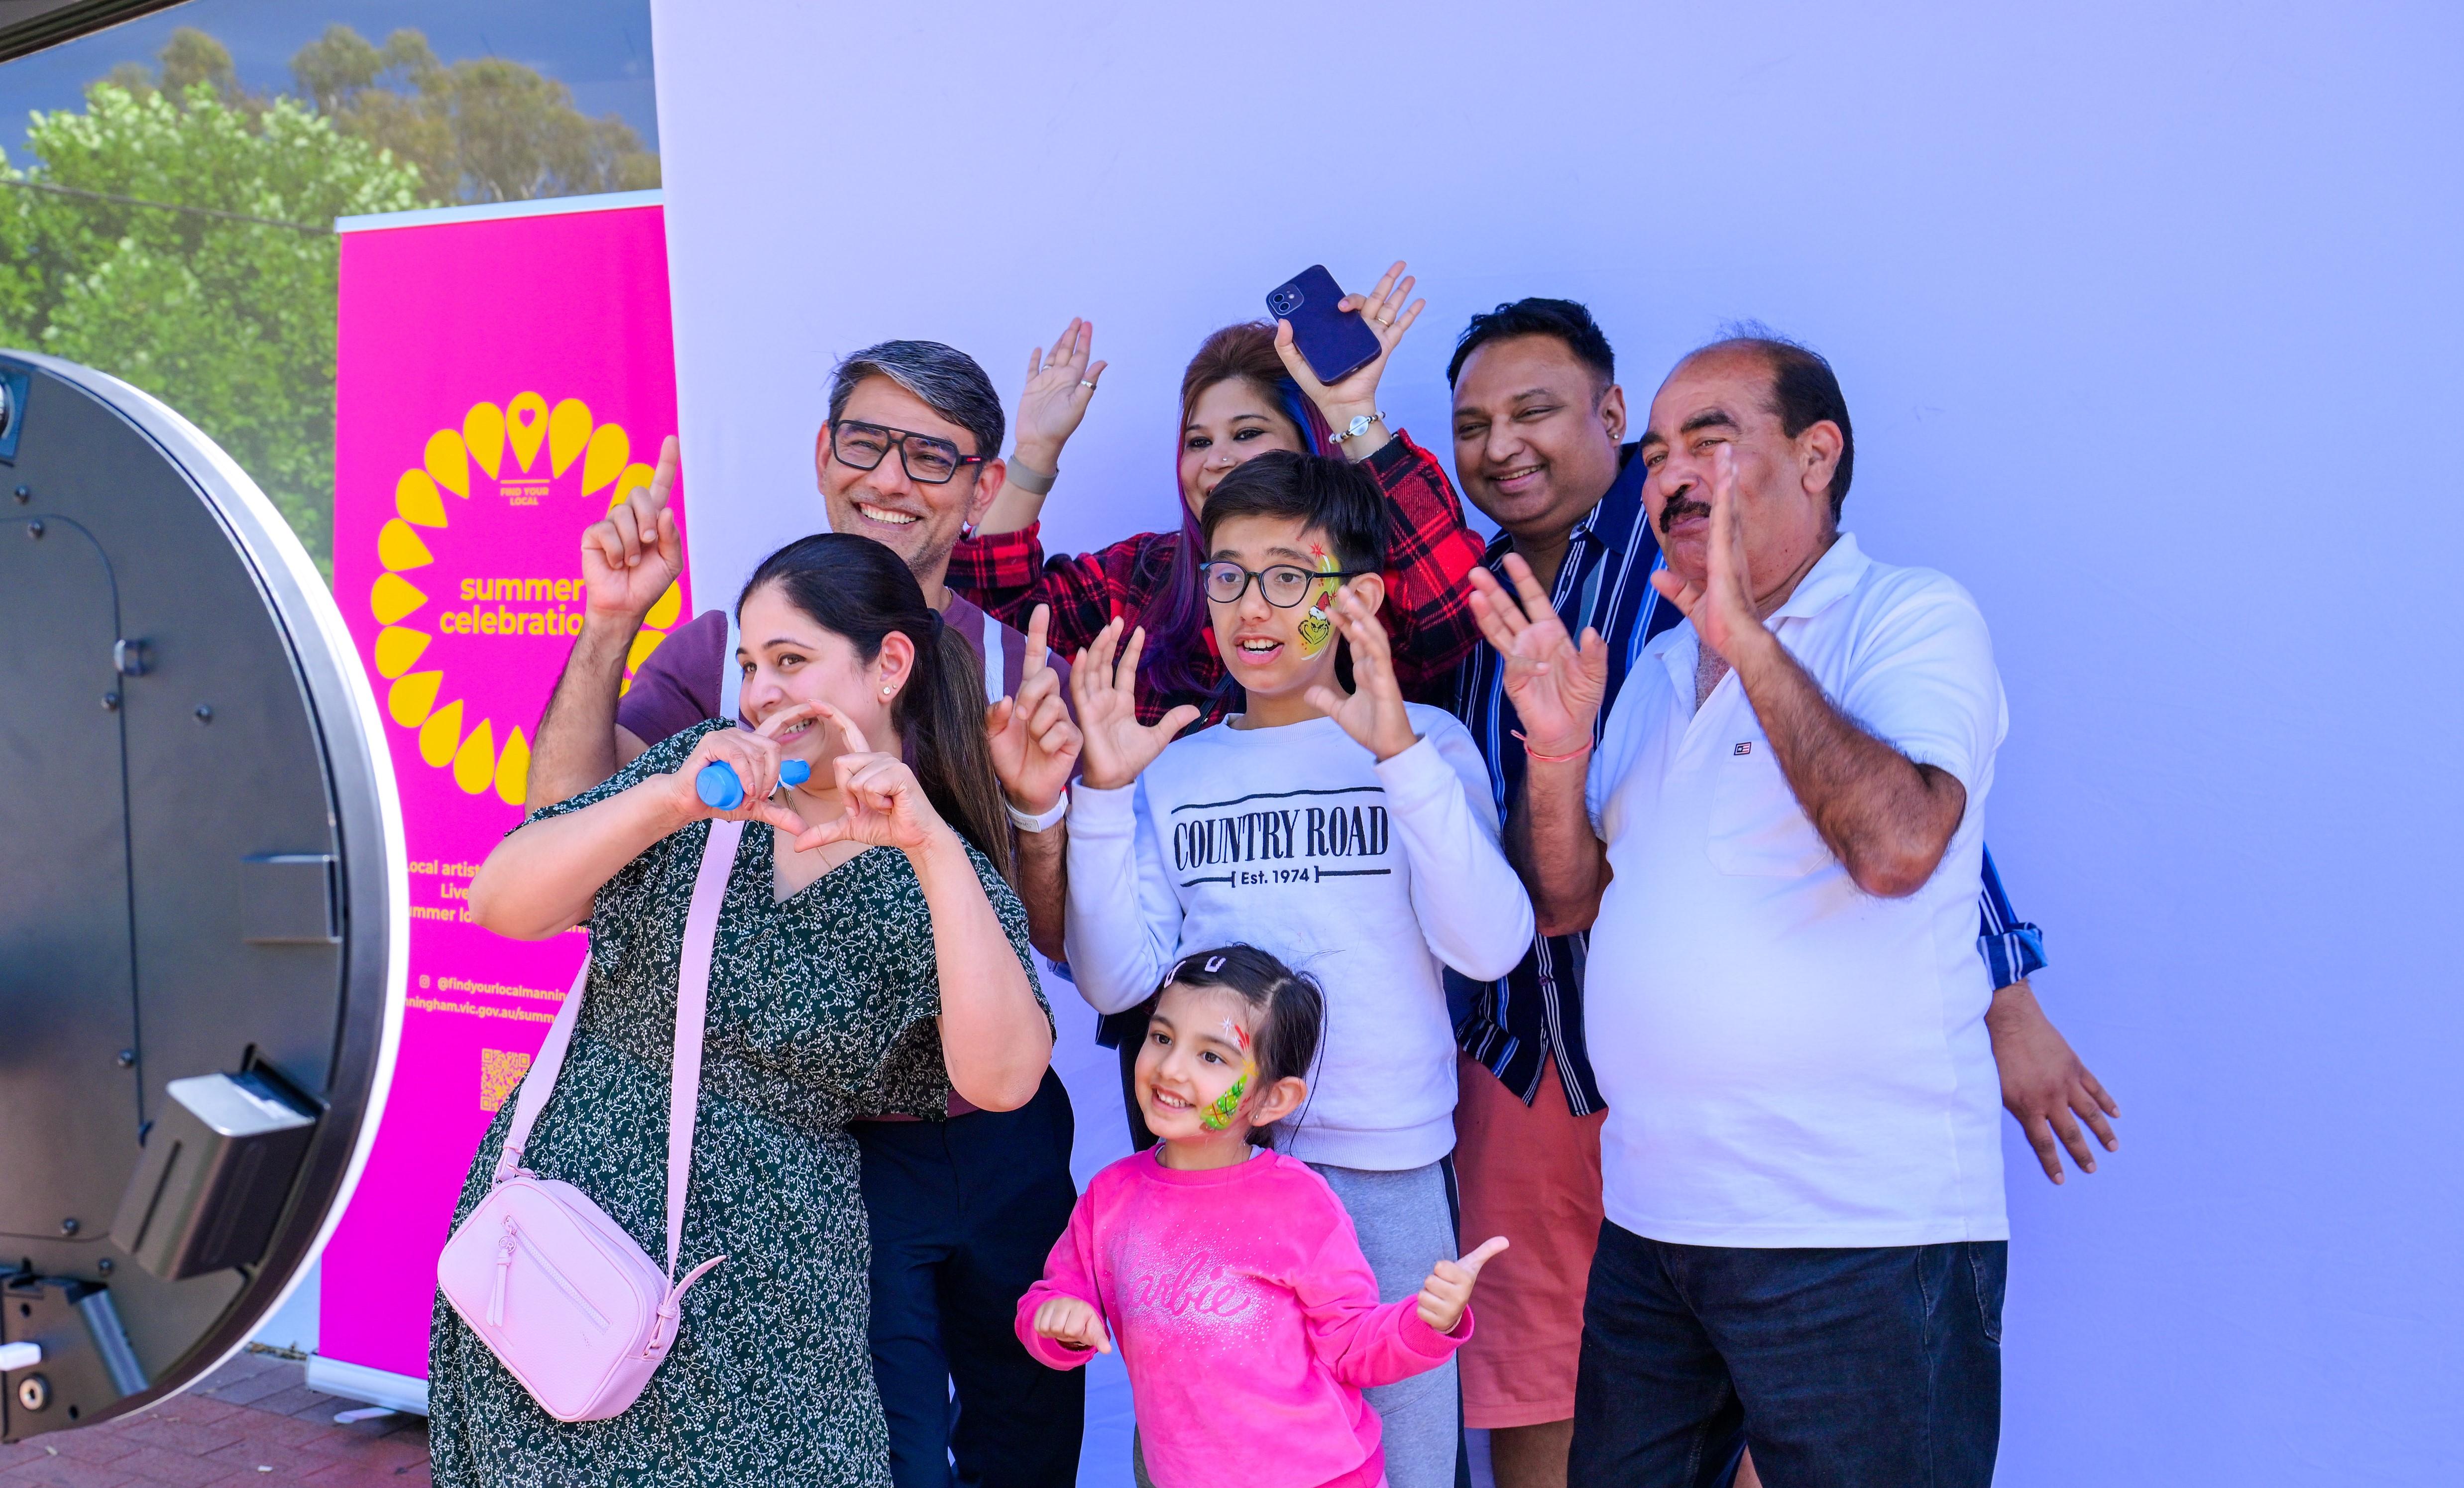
[{"xmin": 430, "ymin": 535, "xmax": 1063, "ymax": 1487}]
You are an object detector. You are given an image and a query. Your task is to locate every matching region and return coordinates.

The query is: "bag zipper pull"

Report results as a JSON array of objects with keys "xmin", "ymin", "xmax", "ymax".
[{"xmin": 489, "ymin": 1217, "xmax": 517, "ymax": 1327}]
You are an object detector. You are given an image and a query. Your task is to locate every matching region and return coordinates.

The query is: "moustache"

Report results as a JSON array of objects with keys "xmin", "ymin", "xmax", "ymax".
[{"xmin": 1658, "ymin": 495, "xmax": 1712, "ymax": 535}]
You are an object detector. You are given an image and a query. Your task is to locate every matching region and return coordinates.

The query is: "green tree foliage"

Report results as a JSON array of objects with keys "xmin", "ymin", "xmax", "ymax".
[
  {"xmin": 0, "ymin": 65, "xmax": 424, "ymax": 565},
  {"xmin": 0, "ymin": 26, "xmax": 657, "ymax": 573},
  {"xmin": 292, "ymin": 25, "xmax": 658, "ymax": 203}
]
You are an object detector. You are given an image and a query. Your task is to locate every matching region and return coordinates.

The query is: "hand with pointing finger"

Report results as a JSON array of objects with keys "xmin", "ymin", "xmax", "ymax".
[
  {"xmin": 1417, "ymin": 1235, "xmax": 1508, "ymax": 1334},
  {"xmin": 580, "ymin": 434, "xmax": 682, "ymax": 624},
  {"xmin": 987, "ymin": 605, "xmax": 1082, "ymax": 813}
]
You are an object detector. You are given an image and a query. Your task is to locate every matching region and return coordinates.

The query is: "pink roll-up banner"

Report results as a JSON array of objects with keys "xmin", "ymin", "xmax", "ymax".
[{"xmin": 321, "ymin": 192, "xmax": 682, "ymax": 1403}]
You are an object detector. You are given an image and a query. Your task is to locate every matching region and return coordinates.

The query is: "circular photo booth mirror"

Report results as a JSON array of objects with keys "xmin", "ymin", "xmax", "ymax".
[{"xmin": 0, "ymin": 350, "xmax": 404, "ymax": 1441}]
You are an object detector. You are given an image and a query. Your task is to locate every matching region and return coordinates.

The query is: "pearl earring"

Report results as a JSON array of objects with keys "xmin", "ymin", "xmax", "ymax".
[{"xmin": 880, "ymin": 684, "xmax": 894, "ymax": 697}]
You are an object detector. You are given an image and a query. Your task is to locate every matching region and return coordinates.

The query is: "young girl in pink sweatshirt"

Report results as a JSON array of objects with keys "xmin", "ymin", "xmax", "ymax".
[{"xmin": 1015, "ymin": 945, "xmax": 1508, "ymax": 1488}]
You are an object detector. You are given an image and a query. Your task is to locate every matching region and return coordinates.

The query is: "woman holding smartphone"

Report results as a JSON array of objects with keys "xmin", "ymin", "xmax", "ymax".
[{"xmin": 950, "ymin": 261, "xmax": 1488, "ymax": 727}]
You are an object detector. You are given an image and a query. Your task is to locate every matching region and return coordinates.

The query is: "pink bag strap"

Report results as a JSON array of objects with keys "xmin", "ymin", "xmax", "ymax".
[
  {"xmin": 664, "ymin": 816, "xmax": 739, "ymax": 1280},
  {"xmin": 492, "ymin": 816, "xmax": 744, "ymax": 1285},
  {"xmin": 492, "ymin": 958, "xmax": 587, "ymax": 1186}
]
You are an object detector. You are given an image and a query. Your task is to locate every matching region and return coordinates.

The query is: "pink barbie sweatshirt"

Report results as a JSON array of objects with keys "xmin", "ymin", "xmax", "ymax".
[{"xmin": 1016, "ymin": 1147, "xmax": 1471, "ymax": 1488}]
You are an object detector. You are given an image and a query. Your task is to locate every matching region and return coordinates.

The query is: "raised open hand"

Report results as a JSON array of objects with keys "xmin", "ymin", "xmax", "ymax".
[
  {"xmin": 579, "ymin": 434, "xmax": 683, "ymax": 623},
  {"xmin": 667, "ymin": 703, "xmax": 814, "ymax": 839},
  {"xmin": 1467, "ymin": 555, "xmax": 1609, "ymax": 760},
  {"xmin": 1417, "ymin": 1236, "xmax": 1508, "ymax": 1334},
  {"xmin": 1013, "ymin": 318, "xmax": 1106, "ymax": 469},
  {"xmin": 789, "ymin": 704, "xmax": 951, "ymax": 856},
  {"xmin": 1648, "ymin": 445, "xmax": 1763, "ymax": 665},
  {"xmin": 1303, "ymin": 582, "xmax": 1419, "ymax": 762},
  {"xmin": 1070, "ymin": 619, "xmax": 1201, "ymax": 791},
  {"xmin": 1272, "ymin": 259, "xmax": 1425, "ymax": 432},
  {"xmin": 987, "ymin": 605, "xmax": 1083, "ymax": 813}
]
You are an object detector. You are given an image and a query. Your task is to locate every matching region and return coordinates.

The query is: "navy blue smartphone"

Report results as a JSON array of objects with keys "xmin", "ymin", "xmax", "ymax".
[{"xmin": 1266, "ymin": 265, "xmax": 1382, "ymax": 386}]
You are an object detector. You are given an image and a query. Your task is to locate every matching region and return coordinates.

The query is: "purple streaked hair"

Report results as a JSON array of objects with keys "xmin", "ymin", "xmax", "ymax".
[{"xmin": 1135, "ymin": 322, "xmax": 1335, "ymax": 701}]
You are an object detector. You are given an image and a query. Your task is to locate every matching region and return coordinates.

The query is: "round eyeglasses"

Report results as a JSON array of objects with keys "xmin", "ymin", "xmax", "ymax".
[{"xmin": 1199, "ymin": 561, "xmax": 1370, "ymax": 608}]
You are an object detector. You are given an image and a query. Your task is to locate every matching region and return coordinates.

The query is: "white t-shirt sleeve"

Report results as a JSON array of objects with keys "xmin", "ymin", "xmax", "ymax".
[
  {"xmin": 1587, "ymin": 668, "xmax": 1653, "ymax": 836},
  {"xmin": 1062, "ymin": 776, "xmax": 1181, "ymax": 1015},
  {"xmin": 1378, "ymin": 713, "xmax": 1535, "ymax": 982},
  {"xmin": 1835, "ymin": 576, "xmax": 2006, "ymax": 796}
]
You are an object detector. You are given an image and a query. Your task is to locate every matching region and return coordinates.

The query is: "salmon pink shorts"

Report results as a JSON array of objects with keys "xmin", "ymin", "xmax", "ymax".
[{"xmin": 1452, "ymin": 1052, "xmax": 1607, "ymax": 1429}]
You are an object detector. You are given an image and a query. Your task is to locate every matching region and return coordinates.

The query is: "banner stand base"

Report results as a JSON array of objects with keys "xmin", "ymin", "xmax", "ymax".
[{"xmin": 306, "ymin": 1355, "xmax": 430, "ymax": 1416}]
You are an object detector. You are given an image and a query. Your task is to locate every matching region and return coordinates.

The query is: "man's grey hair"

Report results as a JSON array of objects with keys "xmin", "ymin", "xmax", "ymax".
[{"xmin": 827, "ymin": 340, "xmax": 1006, "ymax": 460}]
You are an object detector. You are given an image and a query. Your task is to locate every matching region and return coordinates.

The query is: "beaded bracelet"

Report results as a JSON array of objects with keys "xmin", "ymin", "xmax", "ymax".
[{"xmin": 1513, "ymin": 729, "xmax": 1594, "ymax": 765}]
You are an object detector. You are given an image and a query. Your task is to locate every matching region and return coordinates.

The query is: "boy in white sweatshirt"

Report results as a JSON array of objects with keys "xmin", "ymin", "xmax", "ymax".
[{"xmin": 1064, "ymin": 450, "xmax": 1535, "ymax": 1488}]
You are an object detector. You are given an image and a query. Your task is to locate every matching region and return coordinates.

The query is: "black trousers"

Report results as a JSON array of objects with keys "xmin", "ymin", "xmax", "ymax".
[
  {"xmin": 855, "ymin": 1069, "xmax": 1084, "ymax": 1488},
  {"xmin": 1570, "ymin": 1221, "xmax": 2006, "ymax": 1488}
]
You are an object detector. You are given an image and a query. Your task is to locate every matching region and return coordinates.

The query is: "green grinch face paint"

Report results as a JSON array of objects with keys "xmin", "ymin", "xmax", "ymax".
[
  {"xmin": 1296, "ymin": 545, "xmax": 1343, "ymax": 658},
  {"xmin": 1200, "ymin": 1022, "xmax": 1257, "ymax": 1133}
]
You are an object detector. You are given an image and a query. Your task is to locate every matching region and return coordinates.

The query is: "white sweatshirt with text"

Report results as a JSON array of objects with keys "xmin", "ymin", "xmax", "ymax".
[{"xmin": 1064, "ymin": 707, "xmax": 1536, "ymax": 1171}]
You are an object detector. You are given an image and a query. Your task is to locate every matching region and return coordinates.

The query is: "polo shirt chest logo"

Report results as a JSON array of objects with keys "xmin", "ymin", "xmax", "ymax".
[{"xmin": 1733, "ymin": 741, "xmax": 1753, "ymax": 756}]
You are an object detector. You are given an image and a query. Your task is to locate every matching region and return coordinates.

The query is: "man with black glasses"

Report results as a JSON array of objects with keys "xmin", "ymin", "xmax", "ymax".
[{"xmin": 526, "ymin": 339, "xmax": 1085, "ymax": 1488}]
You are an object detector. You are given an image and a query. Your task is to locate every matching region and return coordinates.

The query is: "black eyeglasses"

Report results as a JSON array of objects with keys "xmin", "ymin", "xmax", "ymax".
[
  {"xmin": 828, "ymin": 419, "xmax": 986, "ymax": 485},
  {"xmin": 1200, "ymin": 561, "xmax": 1370, "ymax": 608}
]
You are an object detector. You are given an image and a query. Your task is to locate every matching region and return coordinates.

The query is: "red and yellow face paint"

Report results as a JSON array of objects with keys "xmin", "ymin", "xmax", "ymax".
[
  {"xmin": 1200, "ymin": 1021, "xmax": 1258, "ymax": 1133},
  {"xmin": 1296, "ymin": 544, "xmax": 1344, "ymax": 658}
]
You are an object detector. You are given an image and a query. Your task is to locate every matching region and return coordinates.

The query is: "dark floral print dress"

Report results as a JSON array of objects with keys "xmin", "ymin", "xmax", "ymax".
[{"xmin": 428, "ymin": 721, "xmax": 1044, "ymax": 1487}]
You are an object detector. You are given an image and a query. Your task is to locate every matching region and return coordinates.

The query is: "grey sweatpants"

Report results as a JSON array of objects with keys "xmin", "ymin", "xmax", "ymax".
[{"xmin": 1309, "ymin": 1159, "xmax": 1458, "ymax": 1488}]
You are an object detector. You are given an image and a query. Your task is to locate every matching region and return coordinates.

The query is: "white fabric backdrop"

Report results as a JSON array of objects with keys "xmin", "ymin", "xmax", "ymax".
[{"xmin": 648, "ymin": 2, "xmax": 2464, "ymax": 1481}]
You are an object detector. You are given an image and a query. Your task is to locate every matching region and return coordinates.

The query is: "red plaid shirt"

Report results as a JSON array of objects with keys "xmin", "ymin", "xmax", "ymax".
[{"xmin": 946, "ymin": 432, "xmax": 1489, "ymax": 726}]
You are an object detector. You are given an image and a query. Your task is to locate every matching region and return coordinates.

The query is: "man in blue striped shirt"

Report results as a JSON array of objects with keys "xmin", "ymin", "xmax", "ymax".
[{"xmin": 1438, "ymin": 300, "xmax": 2115, "ymax": 1488}]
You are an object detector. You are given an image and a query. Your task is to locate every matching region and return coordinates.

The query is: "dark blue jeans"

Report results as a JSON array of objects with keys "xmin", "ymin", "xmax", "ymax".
[
  {"xmin": 1570, "ymin": 1221, "xmax": 2006, "ymax": 1488},
  {"xmin": 855, "ymin": 1069, "xmax": 1084, "ymax": 1488}
]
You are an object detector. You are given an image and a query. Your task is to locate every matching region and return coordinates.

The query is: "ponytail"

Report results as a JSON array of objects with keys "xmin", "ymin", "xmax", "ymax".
[
  {"xmin": 738, "ymin": 533, "xmax": 1014, "ymax": 882},
  {"xmin": 910, "ymin": 617, "xmax": 1015, "ymax": 883}
]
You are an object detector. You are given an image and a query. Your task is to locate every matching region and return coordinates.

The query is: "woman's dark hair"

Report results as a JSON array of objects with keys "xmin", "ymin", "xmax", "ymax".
[
  {"xmin": 1136, "ymin": 322, "xmax": 1334, "ymax": 701},
  {"xmin": 1152, "ymin": 943, "xmax": 1325, "ymax": 1149},
  {"xmin": 737, "ymin": 532, "xmax": 1013, "ymax": 881},
  {"xmin": 1447, "ymin": 297, "xmax": 1616, "ymax": 389}
]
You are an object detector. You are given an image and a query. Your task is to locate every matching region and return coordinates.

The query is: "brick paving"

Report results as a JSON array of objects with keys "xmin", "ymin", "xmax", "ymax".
[{"xmin": 0, "ymin": 1350, "xmax": 429, "ymax": 1487}]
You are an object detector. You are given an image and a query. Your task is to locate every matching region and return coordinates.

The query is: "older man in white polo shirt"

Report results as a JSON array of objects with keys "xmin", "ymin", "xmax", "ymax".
[{"xmin": 1468, "ymin": 334, "xmax": 2009, "ymax": 1487}]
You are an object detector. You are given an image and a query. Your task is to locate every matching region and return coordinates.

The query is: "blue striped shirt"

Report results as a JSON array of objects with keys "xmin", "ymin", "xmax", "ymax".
[{"xmin": 1447, "ymin": 446, "xmax": 2047, "ymax": 1112}]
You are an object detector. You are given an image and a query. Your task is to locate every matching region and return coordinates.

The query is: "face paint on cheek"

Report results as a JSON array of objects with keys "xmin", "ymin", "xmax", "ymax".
[
  {"xmin": 1200, "ymin": 1023, "xmax": 1257, "ymax": 1133},
  {"xmin": 1297, "ymin": 545, "xmax": 1342, "ymax": 658}
]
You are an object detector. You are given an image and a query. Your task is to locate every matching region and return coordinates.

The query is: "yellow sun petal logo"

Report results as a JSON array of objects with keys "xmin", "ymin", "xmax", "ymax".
[{"xmin": 368, "ymin": 396, "xmax": 679, "ymax": 806}]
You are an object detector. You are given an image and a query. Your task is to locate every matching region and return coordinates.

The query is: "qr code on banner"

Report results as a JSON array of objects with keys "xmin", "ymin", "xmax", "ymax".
[{"xmin": 480, "ymin": 1048, "xmax": 532, "ymax": 1113}]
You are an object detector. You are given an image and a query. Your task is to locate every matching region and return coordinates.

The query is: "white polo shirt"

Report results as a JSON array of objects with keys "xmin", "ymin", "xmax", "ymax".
[{"xmin": 1584, "ymin": 533, "xmax": 2009, "ymax": 1248}]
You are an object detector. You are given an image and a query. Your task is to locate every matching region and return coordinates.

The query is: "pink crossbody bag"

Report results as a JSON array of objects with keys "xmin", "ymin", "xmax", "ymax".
[{"xmin": 436, "ymin": 817, "xmax": 740, "ymax": 1422}]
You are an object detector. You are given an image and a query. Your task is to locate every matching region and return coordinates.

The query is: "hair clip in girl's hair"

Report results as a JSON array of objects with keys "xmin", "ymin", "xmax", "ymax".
[{"xmin": 1204, "ymin": 955, "xmax": 1227, "ymax": 974}]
